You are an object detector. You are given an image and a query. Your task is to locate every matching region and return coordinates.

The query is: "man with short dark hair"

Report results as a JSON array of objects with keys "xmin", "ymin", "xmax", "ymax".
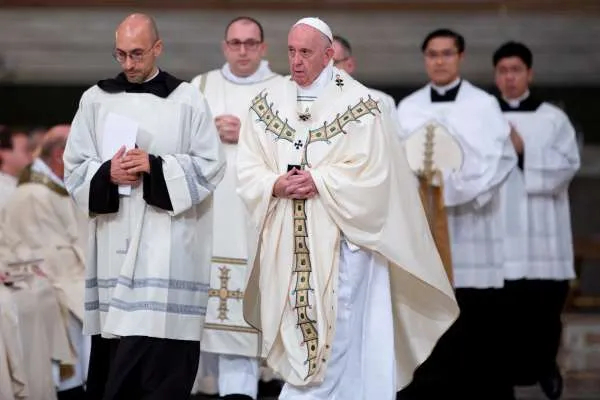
[
  {"xmin": 190, "ymin": 16, "xmax": 286, "ymax": 400},
  {"xmin": 0, "ymin": 126, "xmax": 32, "ymax": 209},
  {"xmin": 396, "ymin": 29, "xmax": 517, "ymax": 399},
  {"xmin": 493, "ymin": 40, "xmax": 580, "ymax": 400}
]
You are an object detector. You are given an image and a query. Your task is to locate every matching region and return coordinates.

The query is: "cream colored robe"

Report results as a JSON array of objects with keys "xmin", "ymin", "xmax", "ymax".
[
  {"xmin": 1, "ymin": 161, "xmax": 87, "ymax": 322},
  {"xmin": 0, "ymin": 285, "xmax": 27, "ymax": 400},
  {"xmin": 237, "ymin": 69, "xmax": 459, "ymax": 389},
  {"xmin": 0, "ymin": 171, "xmax": 17, "ymax": 210},
  {"xmin": 191, "ymin": 65, "xmax": 285, "ymax": 357},
  {"xmin": 0, "ymin": 274, "xmax": 74, "ymax": 400}
]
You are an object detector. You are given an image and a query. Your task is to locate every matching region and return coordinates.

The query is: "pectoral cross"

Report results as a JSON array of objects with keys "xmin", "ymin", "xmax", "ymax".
[
  {"xmin": 298, "ymin": 110, "xmax": 311, "ymax": 122},
  {"xmin": 335, "ymin": 74, "xmax": 344, "ymax": 89},
  {"xmin": 116, "ymin": 239, "xmax": 130, "ymax": 255},
  {"xmin": 208, "ymin": 266, "xmax": 244, "ymax": 321}
]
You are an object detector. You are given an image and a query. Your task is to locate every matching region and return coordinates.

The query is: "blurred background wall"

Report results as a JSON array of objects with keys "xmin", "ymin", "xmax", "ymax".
[{"xmin": 0, "ymin": 1, "xmax": 598, "ymax": 139}]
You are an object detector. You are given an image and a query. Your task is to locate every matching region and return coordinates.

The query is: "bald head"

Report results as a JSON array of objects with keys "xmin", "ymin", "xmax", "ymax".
[
  {"xmin": 114, "ymin": 13, "xmax": 163, "ymax": 83},
  {"xmin": 40, "ymin": 125, "xmax": 69, "ymax": 160},
  {"xmin": 116, "ymin": 13, "xmax": 159, "ymax": 43},
  {"xmin": 40, "ymin": 124, "xmax": 70, "ymax": 180},
  {"xmin": 288, "ymin": 23, "xmax": 334, "ymax": 87}
]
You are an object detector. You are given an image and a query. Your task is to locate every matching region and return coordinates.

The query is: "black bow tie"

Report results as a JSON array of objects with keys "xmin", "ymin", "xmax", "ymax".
[{"xmin": 97, "ymin": 71, "xmax": 183, "ymax": 98}]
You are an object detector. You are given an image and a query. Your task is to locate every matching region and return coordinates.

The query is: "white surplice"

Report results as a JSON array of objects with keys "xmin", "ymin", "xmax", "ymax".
[
  {"xmin": 501, "ymin": 96, "xmax": 580, "ymax": 280},
  {"xmin": 190, "ymin": 61, "xmax": 285, "ymax": 397},
  {"xmin": 237, "ymin": 66, "xmax": 458, "ymax": 397},
  {"xmin": 397, "ymin": 80, "xmax": 517, "ymax": 288},
  {"xmin": 64, "ymin": 81, "xmax": 226, "ymax": 340}
]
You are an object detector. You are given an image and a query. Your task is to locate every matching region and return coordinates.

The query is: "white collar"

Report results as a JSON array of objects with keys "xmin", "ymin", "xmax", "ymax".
[
  {"xmin": 504, "ymin": 90, "xmax": 530, "ymax": 108},
  {"xmin": 144, "ymin": 68, "xmax": 160, "ymax": 83},
  {"xmin": 221, "ymin": 60, "xmax": 273, "ymax": 85},
  {"xmin": 431, "ymin": 77, "xmax": 461, "ymax": 95},
  {"xmin": 32, "ymin": 159, "xmax": 64, "ymax": 189},
  {"xmin": 297, "ymin": 62, "xmax": 334, "ymax": 99}
]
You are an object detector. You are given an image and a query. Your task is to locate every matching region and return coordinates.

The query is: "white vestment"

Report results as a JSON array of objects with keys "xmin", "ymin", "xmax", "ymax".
[
  {"xmin": 0, "ymin": 286, "xmax": 27, "ymax": 400},
  {"xmin": 2, "ymin": 159, "xmax": 87, "ymax": 320},
  {"xmin": 190, "ymin": 61, "xmax": 284, "ymax": 357},
  {"xmin": 237, "ymin": 67, "xmax": 458, "ymax": 397},
  {"xmin": 0, "ymin": 159, "xmax": 90, "ymax": 391},
  {"xmin": 190, "ymin": 62, "xmax": 284, "ymax": 397},
  {"xmin": 0, "ymin": 274, "xmax": 74, "ymax": 400},
  {"xmin": 397, "ymin": 80, "xmax": 517, "ymax": 288},
  {"xmin": 369, "ymin": 87, "xmax": 396, "ymax": 116},
  {"xmin": 500, "ymin": 96, "xmax": 580, "ymax": 280},
  {"xmin": 64, "ymin": 81, "xmax": 226, "ymax": 340},
  {"xmin": 0, "ymin": 171, "xmax": 17, "ymax": 210}
]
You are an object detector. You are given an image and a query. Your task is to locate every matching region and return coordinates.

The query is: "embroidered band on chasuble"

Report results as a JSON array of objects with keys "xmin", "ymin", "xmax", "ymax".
[
  {"xmin": 18, "ymin": 166, "xmax": 69, "ymax": 197},
  {"xmin": 250, "ymin": 91, "xmax": 381, "ymax": 167},
  {"xmin": 249, "ymin": 89, "xmax": 382, "ymax": 379}
]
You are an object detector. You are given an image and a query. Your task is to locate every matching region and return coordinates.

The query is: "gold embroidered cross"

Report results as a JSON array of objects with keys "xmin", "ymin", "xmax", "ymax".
[{"xmin": 208, "ymin": 266, "xmax": 244, "ymax": 321}]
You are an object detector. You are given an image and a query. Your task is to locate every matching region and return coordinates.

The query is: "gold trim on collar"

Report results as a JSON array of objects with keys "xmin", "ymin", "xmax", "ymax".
[{"xmin": 18, "ymin": 165, "xmax": 69, "ymax": 197}]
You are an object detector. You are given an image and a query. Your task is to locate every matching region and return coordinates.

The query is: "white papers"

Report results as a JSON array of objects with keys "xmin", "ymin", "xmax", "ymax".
[{"xmin": 101, "ymin": 112, "xmax": 138, "ymax": 195}]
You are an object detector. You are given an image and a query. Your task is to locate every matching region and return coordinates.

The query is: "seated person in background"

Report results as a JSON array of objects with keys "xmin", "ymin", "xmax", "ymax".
[{"xmin": 0, "ymin": 125, "xmax": 89, "ymax": 399}]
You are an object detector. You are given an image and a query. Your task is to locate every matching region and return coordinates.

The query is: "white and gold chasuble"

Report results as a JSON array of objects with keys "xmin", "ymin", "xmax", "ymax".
[{"xmin": 237, "ymin": 69, "xmax": 459, "ymax": 388}]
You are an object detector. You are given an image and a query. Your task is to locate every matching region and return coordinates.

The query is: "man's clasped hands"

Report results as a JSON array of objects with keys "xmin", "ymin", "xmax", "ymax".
[{"xmin": 110, "ymin": 145, "xmax": 150, "ymax": 186}]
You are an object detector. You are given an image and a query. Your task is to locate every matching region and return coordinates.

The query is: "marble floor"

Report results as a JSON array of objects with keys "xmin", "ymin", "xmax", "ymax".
[
  {"xmin": 193, "ymin": 313, "xmax": 600, "ymax": 400},
  {"xmin": 517, "ymin": 313, "xmax": 600, "ymax": 399}
]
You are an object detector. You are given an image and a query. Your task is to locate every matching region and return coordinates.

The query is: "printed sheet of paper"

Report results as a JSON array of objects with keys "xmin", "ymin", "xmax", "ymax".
[{"xmin": 101, "ymin": 112, "xmax": 138, "ymax": 195}]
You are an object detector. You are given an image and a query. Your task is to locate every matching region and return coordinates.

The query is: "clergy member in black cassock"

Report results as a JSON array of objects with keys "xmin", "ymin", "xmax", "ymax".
[
  {"xmin": 395, "ymin": 29, "xmax": 517, "ymax": 400},
  {"xmin": 63, "ymin": 14, "xmax": 225, "ymax": 399},
  {"xmin": 493, "ymin": 41, "xmax": 580, "ymax": 400}
]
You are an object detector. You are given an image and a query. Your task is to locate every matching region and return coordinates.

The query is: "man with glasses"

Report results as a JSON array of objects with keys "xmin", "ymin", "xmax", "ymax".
[
  {"xmin": 493, "ymin": 41, "xmax": 580, "ymax": 400},
  {"xmin": 190, "ymin": 16, "xmax": 285, "ymax": 400},
  {"xmin": 331, "ymin": 35, "xmax": 396, "ymax": 115},
  {"xmin": 63, "ymin": 13, "xmax": 225, "ymax": 399},
  {"xmin": 395, "ymin": 29, "xmax": 517, "ymax": 399}
]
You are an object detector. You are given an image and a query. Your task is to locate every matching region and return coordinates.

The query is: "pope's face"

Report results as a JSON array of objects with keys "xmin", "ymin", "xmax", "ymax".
[{"xmin": 288, "ymin": 25, "xmax": 334, "ymax": 87}]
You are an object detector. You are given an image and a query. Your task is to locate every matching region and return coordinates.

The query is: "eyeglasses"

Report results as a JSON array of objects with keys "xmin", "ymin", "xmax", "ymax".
[
  {"xmin": 424, "ymin": 49, "xmax": 459, "ymax": 60},
  {"xmin": 226, "ymin": 39, "xmax": 262, "ymax": 51},
  {"xmin": 113, "ymin": 42, "xmax": 157, "ymax": 63},
  {"xmin": 333, "ymin": 56, "xmax": 350, "ymax": 66}
]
